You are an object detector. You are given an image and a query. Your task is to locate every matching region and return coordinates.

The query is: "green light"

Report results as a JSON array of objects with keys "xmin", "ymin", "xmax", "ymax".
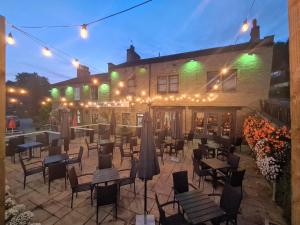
[
  {"xmin": 110, "ymin": 71, "xmax": 120, "ymax": 80},
  {"xmin": 234, "ymin": 53, "xmax": 261, "ymax": 69},
  {"xmin": 138, "ymin": 67, "xmax": 147, "ymax": 75},
  {"xmin": 50, "ymin": 88, "xmax": 60, "ymax": 100},
  {"xmin": 180, "ymin": 60, "xmax": 203, "ymax": 77},
  {"xmin": 82, "ymin": 85, "xmax": 90, "ymax": 97},
  {"xmin": 65, "ymin": 86, "xmax": 74, "ymax": 100},
  {"xmin": 99, "ymin": 83, "xmax": 110, "ymax": 101}
]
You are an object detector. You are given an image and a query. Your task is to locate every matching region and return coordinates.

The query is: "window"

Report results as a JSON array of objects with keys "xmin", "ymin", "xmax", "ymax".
[
  {"xmin": 91, "ymin": 86, "xmax": 98, "ymax": 100},
  {"xmin": 157, "ymin": 76, "xmax": 168, "ymax": 93},
  {"xmin": 127, "ymin": 79, "xmax": 135, "ymax": 95},
  {"xmin": 157, "ymin": 75, "xmax": 179, "ymax": 93},
  {"xmin": 207, "ymin": 70, "xmax": 237, "ymax": 92},
  {"xmin": 169, "ymin": 75, "xmax": 179, "ymax": 93},
  {"xmin": 74, "ymin": 87, "xmax": 80, "ymax": 100}
]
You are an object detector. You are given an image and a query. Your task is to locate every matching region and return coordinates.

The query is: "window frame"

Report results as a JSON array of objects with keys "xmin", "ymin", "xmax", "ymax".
[
  {"xmin": 157, "ymin": 75, "xmax": 179, "ymax": 94},
  {"xmin": 127, "ymin": 79, "xmax": 136, "ymax": 95},
  {"xmin": 157, "ymin": 76, "xmax": 168, "ymax": 94},
  {"xmin": 168, "ymin": 75, "xmax": 179, "ymax": 93},
  {"xmin": 206, "ymin": 69, "xmax": 237, "ymax": 92},
  {"xmin": 90, "ymin": 86, "xmax": 98, "ymax": 100}
]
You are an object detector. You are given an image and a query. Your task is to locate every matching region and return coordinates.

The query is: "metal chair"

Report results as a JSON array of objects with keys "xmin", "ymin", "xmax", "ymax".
[
  {"xmin": 118, "ymin": 141, "xmax": 133, "ymax": 165},
  {"xmin": 67, "ymin": 146, "xmax": 84, "ymax": 170},
  {"xmin": 101, "ymin": 142, "xmax": 114, "ymax": 155},
  {"xmin": 235, "ymin": 137, "xmax": 243, "ymax": 151},
  {"xmin": 170, "ymin": 139, "xmax": 185, "ymax": 158},
  {"xmin": 98, "ymin": 153, "xmax": 113, "ymax": 169},
  {"xmin": 48, "ymin": 162, "xmax": 67, "ymax": 193},
  {"xmin": 36, "ymin": 132, "xmax": 50, "ymax": 157},
  {"xmin": 85, "ymin": 138, "xmax": 98, "ymax": 157},
  {"xmin": 219, "ymin": 154, "xmax": 240, "ymax": 177},
  {"xmin": 119, "ymin": 159, "xmax": 138, "ymax": 195},
  {"xmin": 19, "ymin": 155, "xmax": 45, "ymax": 189},
  {"xmin": 96, "ymin": 183, "xmax": 118, "ymax": 224},
  {"xmin": 192, "ymin": 156, "xmax": 212, "ymax": 190},
  {"xmin": 68, "ymin": 166, "xmax": 93, "ymax": 208},
  {"xmin": 155, "ymin": 193, "xmax": 188, "ymax": 225}
]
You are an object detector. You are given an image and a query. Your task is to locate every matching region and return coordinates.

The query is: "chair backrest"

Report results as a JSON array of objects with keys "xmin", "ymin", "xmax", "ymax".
[
  {"xmin": 155, "ymin": 193, "xmax": 167, "ymax": 224},
  {"xmin": 187, "ymin": 131, "xmax": 194, "ymax": 140},
  {"xmin": 68, "ymin": 166, "xmax": 78, "ymax": 189},
  {"xmin": 192, "ymin": 157, "xmax": 201, "ymax": 175},
  {"xmin": 98, "ymin": 154, "xmax": 112, "ymax": 169},
  {"xmin": 130, "ymin": 137, "xmax": 138, "ymax": 147},
  {"xmin": 172, "ymin": 171, "xmax": 189, "ymax": 194},
  {"xmin": 220, "ymin": 184, "xmax": 243, "ymax": 217},
  {"xmin": 96, "ymin": 183, "xmax": 118, "ymax": 206},
  {"xmin": 36, "ymin": 132, "xmax": 49, "ymax": 146},
  {"xmin": 49, "ymin": 146, "xmax": 61, "ymax": 156},
  {"xmin": 200, "ymin": 137, "xmax": 207, "ymax": 145},
  {"xmin": 229, "ymin": 169, "xmax": 246, "ymax": 187},
  {"xmin": 78, "ymin": 146, "xmax": 84, "ymax": 161},
  {"xmin": 193, "ymin": 148, "xmax": 205, "ymax": 161},
  {"xmin": 130, "ymin": 159, "xmax": 138, "ymax": 180},
  {"xmin": 235, "ymin": 137, "xmax": 243, "ymax": 146},
  {"xmin": 19, "ymin": 155, "xmax": 26, "ymax": 172},
  {"xmin": 48, "ymin": 162, "xmax": 66, "ymax": 182},
  {"xmin": 102, "ymin": 143, "xmax": 114, "ymax": 154},
  {"xmin": 227, "ymin": 154, "xmax": 240, "ymax": 169},
  {"xmin": 51, "ymin": 138, "xmax": 59, "ymax": 147}
]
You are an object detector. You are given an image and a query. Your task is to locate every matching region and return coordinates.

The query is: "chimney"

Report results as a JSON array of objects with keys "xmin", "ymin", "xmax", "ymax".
[
  {"xmin": 250, "ymin": 19, "xmax": 260, "ymax": 42},
  {"xmin": 77, "ymin": 65, "xmax": 90, "ymax": 80},
  {"xmin": 126, "ymin": 45, "xmax": 141, "ymax": 62}
]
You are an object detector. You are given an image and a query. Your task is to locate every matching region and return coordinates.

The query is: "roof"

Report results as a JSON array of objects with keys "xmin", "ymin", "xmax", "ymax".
[
  {"xmin": 51, "ymin": 72, "xmax": 109, "ymax": 87},
  {"xmin": 111, "ymin": 36, "xmax": 274, "ymax": 69}
]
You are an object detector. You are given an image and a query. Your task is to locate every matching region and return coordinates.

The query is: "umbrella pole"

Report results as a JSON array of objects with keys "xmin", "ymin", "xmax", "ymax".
[{"xmin": 144, "ymin": 179, "xmax": 147, "ymax": 214}]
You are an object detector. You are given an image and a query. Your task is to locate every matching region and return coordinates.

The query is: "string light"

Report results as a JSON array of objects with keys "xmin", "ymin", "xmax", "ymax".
[
  {"xmin": 42, "ymin": 47, "xmax": 52, "ymax": 57},
  {"xmin": 118, "ymin": 81, "xmax": 124, "ymax": 88},
  {"xmin": 141, "ymin": 90, "xmax": 146, "ymax": 96},
  {"xmin": 7, "ymin": 32, "xmax": 15, "ymax": 45},
  {"xmin": 80, "ymin": 24, "xmax": 88, "ymax": 39},
  {"xmin": 72, "ymin": 58, "xmax": 80, "ymax": 68},
  {"xmin": 41, "ymin": 101, "xmax": 46, "ymax": 105},
  {"xmin": 92, "ymin": 78, "xmax": 98, "ymax": 84},
  {"xmin": 115, "ymin": 90, "xmax": 120, "ymax": 95},
  {"xmin": 61, "ymin": 97, "xmax": 66, "ymax": 102},
  {"xmin": 46, "ymin": 97, "xmax": 51, "ymax": 102},
  {"xmin": 213, "ymin": 84, "xmax": 219, "ymax": 90},
  {"xmin": 221, "ymin": 67, "xmax": 228, "ymax": 75},
  {"xmin": 241, "ymin": 20, "xmax": 249, "ymax": 32}
]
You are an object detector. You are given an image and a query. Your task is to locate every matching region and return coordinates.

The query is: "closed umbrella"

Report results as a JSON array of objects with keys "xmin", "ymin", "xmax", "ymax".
[
  {"xmin": 174, "ymin": 111, "xmax": 182, "ymax": 140},
  {"xmin": 60, "ymin": 107, "xmax": 70, "ymax": 152},
  {"xmin": 8, "ymin": 116, "xmax": 16, "ymax": 133},
  {"xmin": 138, "ymin": 112, "xmax": 160, "ymax": 214},
  {"xmin": 110, "ymin": 109, "xmax": 116, "ymax": 136}
]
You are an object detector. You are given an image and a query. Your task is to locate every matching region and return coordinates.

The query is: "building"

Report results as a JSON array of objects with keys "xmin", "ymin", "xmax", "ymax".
[{"xmin": 51, "ymin": 19, "xmax": 275, "ymax": 139}]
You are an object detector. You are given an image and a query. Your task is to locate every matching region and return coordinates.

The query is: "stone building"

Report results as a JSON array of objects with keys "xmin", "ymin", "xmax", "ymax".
[{"xmin": 51, "ymin": 19, "xmax": 274, "ymax": 139}]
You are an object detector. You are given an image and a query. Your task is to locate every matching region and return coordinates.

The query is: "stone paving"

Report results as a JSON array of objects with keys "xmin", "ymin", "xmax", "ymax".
[{"xmin": 5, "ymin": 138, "xmax": 288, "ymax": 225}]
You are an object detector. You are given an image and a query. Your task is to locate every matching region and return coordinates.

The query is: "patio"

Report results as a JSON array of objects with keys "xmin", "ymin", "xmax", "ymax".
[{"xmin": 5, "ymin": 136, "xmax": 287, "ymax": 225}]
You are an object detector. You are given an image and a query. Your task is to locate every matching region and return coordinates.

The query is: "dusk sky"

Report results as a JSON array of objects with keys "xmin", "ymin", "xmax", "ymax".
[{"xmin": 2, "ymin": 0, "xmax": 288, "ymax": 83}]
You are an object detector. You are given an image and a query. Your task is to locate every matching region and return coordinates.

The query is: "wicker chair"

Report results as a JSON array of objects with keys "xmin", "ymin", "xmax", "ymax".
[
  {"xmin": 98, "ymin": 154, "xmax": 113, "ymax": 169},
  {"xmin": 48, "ymin": 162, "xmax": 67, "ymax": 193},
  {"xmin": 67, "ymin": 146, "xmax": 84, "ymax": 170},
  {"xmin": 119, "ymin": 159, "xmax": 138, "ymax": 195},
  {"xmin": 85, "ymin": 138, "xmax": 98, "ymax": 157}
]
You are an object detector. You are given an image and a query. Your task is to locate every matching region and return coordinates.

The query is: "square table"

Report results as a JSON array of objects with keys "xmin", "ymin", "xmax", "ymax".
[
  {"xmin": 201, "ymin": 158, "xmax": 231, "ymax": 170},
  {"xmin": 18, "ymin": 142, "xmax": 43, "ymax": 159},
  {"xmin": 175, "ymin": 189, "xmax": 225, "ymax": 224},
  {"xmin": 92, "ymin": 168, "xmax": 120, "ymax": 185},
  {"xmin": 44, "ymin": 153, "xmax": 69, "ymax": 167}
]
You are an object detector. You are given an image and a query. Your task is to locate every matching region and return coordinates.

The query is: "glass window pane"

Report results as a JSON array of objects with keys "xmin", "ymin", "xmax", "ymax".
[
  {"xmin": 221, "ymin": 112, "xmax": 233, "ymax": 138},
  {"xmin": 207, "ymin": 112, "xmax": 218, "ymax": 137},
  {"xmin": 194, "ymin": 112, "xmax": 204, "ymax": 136},
  {"xmin": 207, "ymin": 72, "xmax": 220, "ymax": 91},
  {"xmin": 223, "ymin": 71, "xmax": 237, "ymax": 91}
]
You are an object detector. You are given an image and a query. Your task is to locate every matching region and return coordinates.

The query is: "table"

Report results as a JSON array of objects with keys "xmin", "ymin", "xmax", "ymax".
[
  {"xmin": 44, "ymin": 153, "xmax": 68, "ymax": 167},
  {"xmin": 92, "ymin": 168, "xmax": 120, "ymax": 185},
  {"xmin": 18, "ymin": 142, "xmax": 43, "ymax": 159},
  {"xmin": 175, "ymin": 189, "xmax": 225, "ymax": 224},
  {"xmin": 201, "ymin": 158, "xmax": 230, "ymax": 170}
]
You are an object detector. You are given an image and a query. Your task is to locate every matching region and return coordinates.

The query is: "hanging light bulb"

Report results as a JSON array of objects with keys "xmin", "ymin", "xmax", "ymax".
[
  {"xmin": 72, "ymin": 58, "xmax": 80, "ymax": 68},
  {"xmin": 80, "ymin": 24, "xmax": 88, "ymax": 39},
  {"xmin": 241, "ymin": 20, "xmax": 249, "ymax": 32},
  {"xmin": 42, "ymin": 47, "xmax": 52, "ymax": 57},
  {"xmin": 6, "ymin": 32, "xmax": 15, "ymax": 45}
]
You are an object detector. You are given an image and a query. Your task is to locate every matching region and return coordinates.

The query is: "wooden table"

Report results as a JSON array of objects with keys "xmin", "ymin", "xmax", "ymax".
[
  {"xmin": 201, "ymin": 158, "xmax": 230, "ymax": 170},
  {"xmin": 92, "ymin": 168, "xmax": 120, "ymax": 185},
  {"xmin": 18, "ymin": 142, "xmax": 43, "ymax": 159},
  {"xmin": 175, "ymin": 189, "xmax": 225, "ymax": 224},
  {"xmin": 44, "ymin": 153, "xmax": 68, "ymax": 167}
]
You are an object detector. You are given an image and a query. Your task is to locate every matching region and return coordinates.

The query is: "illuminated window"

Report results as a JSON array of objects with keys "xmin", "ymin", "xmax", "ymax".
[
  {"xmin": 169, "ymin": 75, "xmax": 179, "ymax": 93},
  {"xmin": 207, "ymin": 70, "xmax": 237, "ymax": 92},
  {"xmin": 157, "ymin": 75, "xmax": 179, "ymax": 93},
  {"xmin": 91, "ymin": 86, "xmax": 98, "ymax": 100}
]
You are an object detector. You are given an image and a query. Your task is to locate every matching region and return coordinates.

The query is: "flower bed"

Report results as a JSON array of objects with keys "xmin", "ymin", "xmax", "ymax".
[{"xmin": 243, "ymin": 115, "xmax": 290, "ymax": 181}]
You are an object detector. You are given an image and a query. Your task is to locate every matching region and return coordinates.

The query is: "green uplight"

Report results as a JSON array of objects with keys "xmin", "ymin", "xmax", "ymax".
[
  {"xmin": 82, "ymin": 84, "xmax": 90, "ymax": 97},
  {"xmin": 234, "ymin": 53, "xmax": 261, "ymax": 69},
  {"xmin": 65, "ymin": 86, "xmax": 74, "ymax": 100},
  {"xmin": 50, "ymin": 88, "xmax": 60, "ymax": 100},
  {"xmin": 99, "ymin": 83, "xmax": 110, "ymax": 101},
  {"xmin": 138, "ymin": 67, "xmax": 147, "ymax": 75},
  {"xmin": 110, "ymin": 71, "xmax": 120, "ymax": 80},
  {"xmin": 180, "ymin": 60, "xmax": 203, "ymax": 77}
]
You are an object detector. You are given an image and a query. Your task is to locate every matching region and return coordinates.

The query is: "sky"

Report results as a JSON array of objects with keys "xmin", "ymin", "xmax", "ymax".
[{"xmin": 1, "ymin": 0, "xmax": 288, "ymax": 84}]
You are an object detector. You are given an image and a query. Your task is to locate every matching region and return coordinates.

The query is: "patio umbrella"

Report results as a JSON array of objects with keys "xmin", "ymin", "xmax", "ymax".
[
  {"xmin": 110, "ymin": 109, "xmax": 116, "ymax": 136},
  {"xmin": 138, "ymin": 112, "xmax": 160, "ymax": 214},
  {"xmin": 8, "ymin": 116, "xmax": 16, "ymax": 132},
  {"xmin": 174, "ymin": 111, "xmax": 182, "ymax": 140},
  {"xmin": 59, "ymin": 107, "xmax": 70, "ymax": 152},
  {"xmin": 72, "ymin": 113, "xmax": 77, "ymax": 127}
]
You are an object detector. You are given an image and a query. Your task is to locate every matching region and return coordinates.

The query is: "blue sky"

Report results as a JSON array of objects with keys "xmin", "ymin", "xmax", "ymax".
[{"xmin": 1, "ymin": 0, "xmax": 288, "ymax": 83}]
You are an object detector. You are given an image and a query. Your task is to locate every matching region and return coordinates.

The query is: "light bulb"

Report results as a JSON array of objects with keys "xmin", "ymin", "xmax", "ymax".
[
  {"xmin": 118, "ymin": 81, "xmax": 124, "ymax": 87},
  {"xmin": 42, "ymin": 47, "xmax": 52, "ymax": 57},
  {"xmin": 115, "ymin": 90, "xmax": 120, "ymax": 95},
  {"xmin": 72, "ymin": 59, "xmax": 80, "ymax": 68},
  {"xmin": 141, "ymin": 91, "xmax": 146, "ymax": 96},
  {"xmin": 80, "ymin": 24, "xmax": 88, "ymax": 39},
  {"xmin": 7, "ymin": 32, "xmax": 15, "ymax": 45},
  {"xmin": 221, "ymin": 67, "xmax": 228, "ymax": 75},
  {"xmin": 241, "ymin": 20, "xmax": 249, "ymax": 32}
]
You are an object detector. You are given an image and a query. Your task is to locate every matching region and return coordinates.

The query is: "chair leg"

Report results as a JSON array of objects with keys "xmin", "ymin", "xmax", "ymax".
[
  {"xmin": 23, "ymin": 176, "xmax": 26, "ymax": 189},
  {"xmin": 90, "ymin": 188, "xmax": 93, "ymax": 206},
  {"xmin": 134, "ymin": 182, "xmax": 136, "ymax": 196},
  {"xmin": 71, "ymin": 192, "xmax": 74, "ymax": 208},
  {"xmin": 43, "ymin": 169, "xmax": 46, "ymax": 184}
]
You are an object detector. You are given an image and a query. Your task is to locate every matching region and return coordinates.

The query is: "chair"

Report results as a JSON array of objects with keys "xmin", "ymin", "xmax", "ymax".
[
  {"xmin": 101, "ymin": 142, "xmax": 114, "ymax": 155},
  {"xmin": 211, "ymin": 184, "xmax": 243, "ymax": 225},
  {"xmin": 85, "ymin": 138, "xmax": 98, "ymax": 157},
  {"xmin": 219, "ymin": 154, "xmax": 240, "ymax": 176},
  {"xmin": 19, "ymin": 155, "xmax": 45, "ymax": 189},
  {"xmin": 200, "ymin": 137, "xmax": 207, "ymax": 145},
  {"xmin": 51, "ymin": 138, "xmax": 59, "ymax": 147},
  {"xmin": 49, "ymin": 146, "xmax": 62, "ymax": 156},
  {"xmin": 130, "ymin": 137, "xmax": 138, "ymax": 153},
  {"xmin": 170, "ymin": 139, "xmax": 185, "ymax": 158},
  {"xmin": 192, "ymin": 156, "xmax": 211, "ymax": 190},
  {"xmin": 67, "ymin": 146, "xmax": 84, "ymax": 170},
  {"xmin": 235, "ymin": 137, "xmax": 243, "ymax": 151},
  {"xmin": 119, "ymin": 159, "xmax": 138, "ymax": 195},
  {"xmin": 155, "ymin": 193, "xmax": 188, "ymax": 225},
  {"xmin": 193, "ymin": 148, "xmax": 207, "ymax": 161},
  {"xmin": 98, "ymin": 153, "xmax": 113, "ymax": 169},
  {"xmin": 226, "ymin": 169, "xmax": 246, "ymax": 194},
  {"xmin": 68, "ymin": 166, "xmax": 93, "ymax": 208},
  {"xmin": 36, "ymin": 132, "xmax": 49, "ymax": 157},
  {"xmin": 186, "ymin": 131, "xmax": 194, "ymax": 145},
  {"xmin": 172, "ymin": 171, "xmax": 197, "ymax": 207},
  {"xmin": 198, "ymin": 143, "xmax": 214, "ymax": 158},
  {"xmin": 118, "ymin": 141, "xmax": 133, "ymax": 165},
  {"xmin": 48, "ymin": 162, "xmax": 67, "ymax": 193},
  {"xmin": 6, "ymin": 136, "xmax": 25, "ymax": 163},
  {"xmin": 96, "ymin": 183, "xmax": 118, "ymax": 223}
]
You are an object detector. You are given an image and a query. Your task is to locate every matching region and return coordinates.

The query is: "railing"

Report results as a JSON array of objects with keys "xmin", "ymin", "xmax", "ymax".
[{"xmin": 260, "ymin": 99, "xmax": 290, "ymax": 126}]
